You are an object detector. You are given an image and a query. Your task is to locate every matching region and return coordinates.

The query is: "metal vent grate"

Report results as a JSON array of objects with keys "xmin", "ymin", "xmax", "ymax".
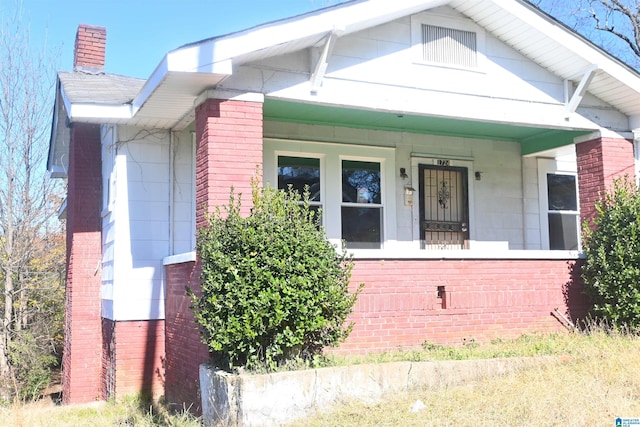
[{"xmin": 422, "ymin": 24, "xmax": 477, "ymax": 68}]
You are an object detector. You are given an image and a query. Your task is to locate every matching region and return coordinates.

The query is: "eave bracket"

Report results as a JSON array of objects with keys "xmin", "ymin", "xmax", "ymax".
[
  {"xmin": 310, "ymin": 31, "xmax": 339, "ymax": 94},
  {"xmin": 564, "ymin": 64, "xmax": 598, "ymax": 119}
]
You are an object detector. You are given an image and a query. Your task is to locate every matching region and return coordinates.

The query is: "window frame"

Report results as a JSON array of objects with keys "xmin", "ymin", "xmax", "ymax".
[
  {"xmin": 411, "ymin": 156, "xmax": 476, "ymax": 246},
  {"xmin": 537, "ymin": 158, "xmax": 580, "ymax": 251},
  {"xmin": 276, "ymin": 153, "xmax": 324, "ymax": 222},
  {"xmin": 340, "ymin": 158, "xmax": 384, "ymax": 249},
  {"xmin": 264, "ymin": 139, "xmax": 395, "ymax": 250}
]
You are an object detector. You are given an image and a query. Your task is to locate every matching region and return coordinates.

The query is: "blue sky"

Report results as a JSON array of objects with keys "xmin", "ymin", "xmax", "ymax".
[
  {"xmin": 12, "ymin": 0, "xmax": 640, "ymax": 80},
  {"xmin": 19, "ymin": 0, "xmax": 349, "ymax": 79}
]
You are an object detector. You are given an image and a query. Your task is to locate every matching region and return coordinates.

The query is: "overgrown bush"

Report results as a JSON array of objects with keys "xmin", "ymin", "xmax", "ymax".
[
  {"xmin": 582, "ymin": 177, "xmax": 640, "ymax": 330},
  {"xmin": 8, "ymin": 332, "xmax": 58, "ymax": 401},
  {"xmin": 190, "ymin": 177, "xmax": 362, "ymax": 372}
]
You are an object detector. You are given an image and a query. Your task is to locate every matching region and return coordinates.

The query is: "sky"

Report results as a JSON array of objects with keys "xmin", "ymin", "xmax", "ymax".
[
  {"xmin": 10, "ymin": 0, "xmax": 640, "ymax": 80},
  {"xmin": 15, "ymin": 0, "xmax": 349, "ymax": 79}
]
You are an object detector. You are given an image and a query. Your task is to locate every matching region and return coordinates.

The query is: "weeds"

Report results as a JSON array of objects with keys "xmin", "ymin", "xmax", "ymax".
[
  {"xmin": 0, "ymin": 394, "xmax": 200, "ymax": 427},
  {"xmin": 291, "ymin": 329, "xmax": 640, "ymax": 426}
]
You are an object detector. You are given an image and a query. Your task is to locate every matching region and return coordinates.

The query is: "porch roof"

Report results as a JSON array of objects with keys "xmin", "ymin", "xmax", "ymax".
[
  {"xmin": 264, "ymin": 99, "xmax": 590, "ymax": 156},
  {"xmin": 48, "ymin": 0, "xmax": 640, "ymax": 176}
]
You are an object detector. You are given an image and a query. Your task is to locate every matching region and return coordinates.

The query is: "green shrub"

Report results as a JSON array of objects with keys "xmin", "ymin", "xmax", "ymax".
[
  {"xmin": 8, "ymin": 332, "xmax": 57, "ymax": 401},
  {"xmin": 582, "ymin": 177, "xmax": 640, "ymax": 330},
  {"xmin": 190, "ymin": 177, "xmax": 362, "ymax": 372}
]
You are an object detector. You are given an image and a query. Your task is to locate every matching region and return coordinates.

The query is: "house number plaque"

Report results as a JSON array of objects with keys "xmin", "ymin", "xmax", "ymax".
[{"xmin": 437, "ymin": 159, "xmax": 450, "ymax": 166}]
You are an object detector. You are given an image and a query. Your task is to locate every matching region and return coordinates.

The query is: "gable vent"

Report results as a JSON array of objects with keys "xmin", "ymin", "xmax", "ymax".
[{"xmin": 422, "ymin": 24, "xmax": 477, "ymax": 68}]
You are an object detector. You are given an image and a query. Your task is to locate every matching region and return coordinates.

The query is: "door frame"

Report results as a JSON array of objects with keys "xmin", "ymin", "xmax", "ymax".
[
  {"xmin": 418, "ymin": 163, "xmax": 470, "ymax": 248},
  {"xmin": 410, "ymin": 156, "xmax": 476, "ymax": 248}
]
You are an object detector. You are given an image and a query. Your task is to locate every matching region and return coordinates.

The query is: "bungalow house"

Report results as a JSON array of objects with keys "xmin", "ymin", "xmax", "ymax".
[{"xmin": 48, "ymin": 0, "xmax": 640, "ymax": 408}]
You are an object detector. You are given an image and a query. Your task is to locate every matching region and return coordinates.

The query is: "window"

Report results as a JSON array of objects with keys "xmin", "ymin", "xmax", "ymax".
[
  {"xmin": 537, "ymin": 158, "xmax": 579, "ymax": 251},
  {"xmin": 277, "ymin": 155, "xmax": 322, "ymax": 217},
  {"xmin": 341, "ymin": 160, "xmax": 382, "ymax": 249},
  {"xmin": 546, "ymin": 173, "xmax": 579, "ymax": 250},
  {"xmin": 267, "ymin": 140, "xmax": 394, "ymax": 251}
]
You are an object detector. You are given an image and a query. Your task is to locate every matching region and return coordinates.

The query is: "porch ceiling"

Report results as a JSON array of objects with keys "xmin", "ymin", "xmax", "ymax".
[{"xmin": 263, "ymin": 99, "xmax": 590, "ymax": 155}]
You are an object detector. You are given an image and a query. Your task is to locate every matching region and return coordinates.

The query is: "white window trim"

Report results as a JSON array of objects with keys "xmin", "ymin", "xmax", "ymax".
[
  {"xmin": 537, "ymin": 158, "xmax": 580, "ymax": 251},
  {"xmin": 191, "ymin": 132, "xmax": 197, "ymax": 251},
  {"xmin": 410, "ymin": 11, "xmax": 486, "ymax": 72},
  {"xmin": 264, "ymin": 139, "xmax": 396, "ymax": 250},
  {"xmin": 340, "ymin": 155, "xmax": 386, "ymax": 249},
  {"xmin": 274, "ymin": 151, "xmax": 326, "ymax": 226}
]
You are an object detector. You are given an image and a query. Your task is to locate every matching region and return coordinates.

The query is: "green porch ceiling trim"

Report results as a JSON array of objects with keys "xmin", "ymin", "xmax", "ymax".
[
  {"xmin": 520, "ymin": 131, "xmax": 590, "ymax": 155},
  {"xmin": 263, "ymin": 99, "xmax": 589, "ymax": 155}
]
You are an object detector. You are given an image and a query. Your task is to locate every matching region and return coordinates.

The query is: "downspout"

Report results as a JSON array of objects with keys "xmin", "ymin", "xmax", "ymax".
[{"xmin": 168, "ymin": 130, "xmax": 175, "ymax": 255}]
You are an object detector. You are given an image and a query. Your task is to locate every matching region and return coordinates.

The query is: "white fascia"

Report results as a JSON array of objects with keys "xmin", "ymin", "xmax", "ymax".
[
  {"xmin": 130, "ymin": 55, "xmax": 170, "ymax": 117},
  {"xmin": 574, "ymin": 129, "xmax": 634, "ymax": 144},
  {"xmin": 163, "ymin": 0, "xmax": 451, "ymax": 74},
  {"xmin": 60, "ymin": 85, "xmax": 134, "ymax": 121},
  {"xmin": 49, "ymin": 165, "xmax": 67, "ymax": 179},
  {"xmin": 194, "ymin": 89, "xmax": 265, "ymax": 109}
]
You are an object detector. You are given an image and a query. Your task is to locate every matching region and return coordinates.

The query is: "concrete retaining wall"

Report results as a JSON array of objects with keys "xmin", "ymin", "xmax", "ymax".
[{"xmin": 200, "ymin": 357, "xmax": 553, "ymax": 426}]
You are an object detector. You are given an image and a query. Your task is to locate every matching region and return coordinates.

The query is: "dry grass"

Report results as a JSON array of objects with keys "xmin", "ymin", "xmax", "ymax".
[
  {"xmin": 291, "ymin": 330, "xmax": 640, "ymax": 426},
  {"xmin": 0, "ymin": 395, "xmax": 200, "ymax": 427},
  {"xmin": 3, "ymin": 330, "xmax": 639, "ymax": 426}
]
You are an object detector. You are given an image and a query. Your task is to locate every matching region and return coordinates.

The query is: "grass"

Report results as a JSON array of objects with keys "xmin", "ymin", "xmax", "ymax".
[
  {"xmin": 289, "ymin": 329, "xmax": 640, "ymax": 426},
  {"xmin": 0, "ymin": 394, "xmax": 200, "ymax": 427},
  {"xmin": 3, "ymin": 329, "xmax": 640, "ymax": 426}
]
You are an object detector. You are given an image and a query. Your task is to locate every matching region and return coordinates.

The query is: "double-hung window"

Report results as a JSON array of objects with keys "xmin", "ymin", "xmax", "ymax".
[
  {"xmin": 546, "ymin": 173, "xmax": 579, "ymax": 250},
  {"xmin": 268, "ymin": 140, "xmax": 392, "ymax": 250},
  {"xmin": 277, "ymin": 155, "xmax": 322, "ymax": 218},
  {"xmin": 538, "ymin": 158, "xmax": 580, "ymax": 250},
  {"xmin": 341, "ymin": 160, "xmax": 383, "ymax": 249}
]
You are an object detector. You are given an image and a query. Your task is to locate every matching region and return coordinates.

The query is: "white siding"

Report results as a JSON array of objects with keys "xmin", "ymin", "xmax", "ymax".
[
  {"xmin": 265, "ymin": 121, "xmax": 547, "ymax": 252},
  {"xmin": 228, "ymin": 6, "xmax": 626, "ymax": 132},
  {"xmin": 101, "ymin": 125, "xmax": 116, "ymax": 319},
  {"xmin": 103, "ymin": 126, "xmax": 171, "ymax": 321},
  {"xmin": 171, "ymin": 130, "xmax": 196, "ymax": 254}
]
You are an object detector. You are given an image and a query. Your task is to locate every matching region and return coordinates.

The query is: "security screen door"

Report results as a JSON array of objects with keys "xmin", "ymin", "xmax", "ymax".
[{"xmin": 419, "ymin": 164, "xmax": 469, "ymax": 249}]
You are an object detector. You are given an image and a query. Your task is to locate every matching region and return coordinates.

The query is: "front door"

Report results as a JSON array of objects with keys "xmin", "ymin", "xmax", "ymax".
[{"xmin": 419, "ymin": 164, "xmax": 469, "ymax": 249}]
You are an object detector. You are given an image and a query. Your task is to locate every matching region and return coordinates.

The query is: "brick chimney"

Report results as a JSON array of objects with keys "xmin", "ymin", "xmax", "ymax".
[{"xmin": 73, "ymin": 24, "xmax": 106, "ymax": 73}]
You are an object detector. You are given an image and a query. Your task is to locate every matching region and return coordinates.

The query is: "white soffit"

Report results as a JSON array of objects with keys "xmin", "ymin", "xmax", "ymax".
[{"xmin": 452, "ymin": 0, "xmax": 640, "ymax": 116}]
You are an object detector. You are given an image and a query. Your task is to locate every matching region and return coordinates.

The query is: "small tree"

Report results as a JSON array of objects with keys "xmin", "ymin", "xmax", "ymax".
[
  {"xmin": 191, "ymin": 177, "xmax": 362, "ymax": 372},
  {"xmin": 582, "ymin": 177, "xmax": 640, "ymax": 329}
]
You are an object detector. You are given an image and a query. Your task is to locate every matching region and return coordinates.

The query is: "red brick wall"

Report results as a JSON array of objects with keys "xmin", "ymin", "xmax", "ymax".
[
  {"xmin": 102, "ymin": 319, "xmax": 165, "ymax": 399},
  {"xmin": 164, "ymin": 261, "xmax": 208, "ymax": 413},
  {"xmin": 63, "ymin": 123, "xmax": 103, "ymax": 404},
  {"xmin": 338, "ymin": 258, "xmax": 588, "ymax": 352},
  {"xmin": 163, "ymin": 96, "xmax": 264, "ymax": 411},
  {"xmin": 576, "ymin": 136, "xmax": 634, "ymax": 224},
  {"xmin": 164, "ymin": 257, "xmax": 588, "ymax": 408},
  {"xmin": 194, "ymin": 98, "xmax": 263, "ymax": 227},
  {"xmin": 74, "ymin": 24, "xmax": 106, "ymax": 69}
]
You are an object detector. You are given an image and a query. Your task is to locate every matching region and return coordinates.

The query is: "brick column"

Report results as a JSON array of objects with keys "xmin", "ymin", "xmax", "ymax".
[
  {"xmin": 195, "ymin": 95, "xmax": 264, "ymax": 226},
  {"xmin": 576, "ymin": 135, "xmax": 634, "ymax": 225},
  {"xmin": 164, "ymin": 94, "xmax": 264, "ymax": 412},
  {"xmin": 63, "ymin": 123, "xmax": 103, "ymax": 404}
]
